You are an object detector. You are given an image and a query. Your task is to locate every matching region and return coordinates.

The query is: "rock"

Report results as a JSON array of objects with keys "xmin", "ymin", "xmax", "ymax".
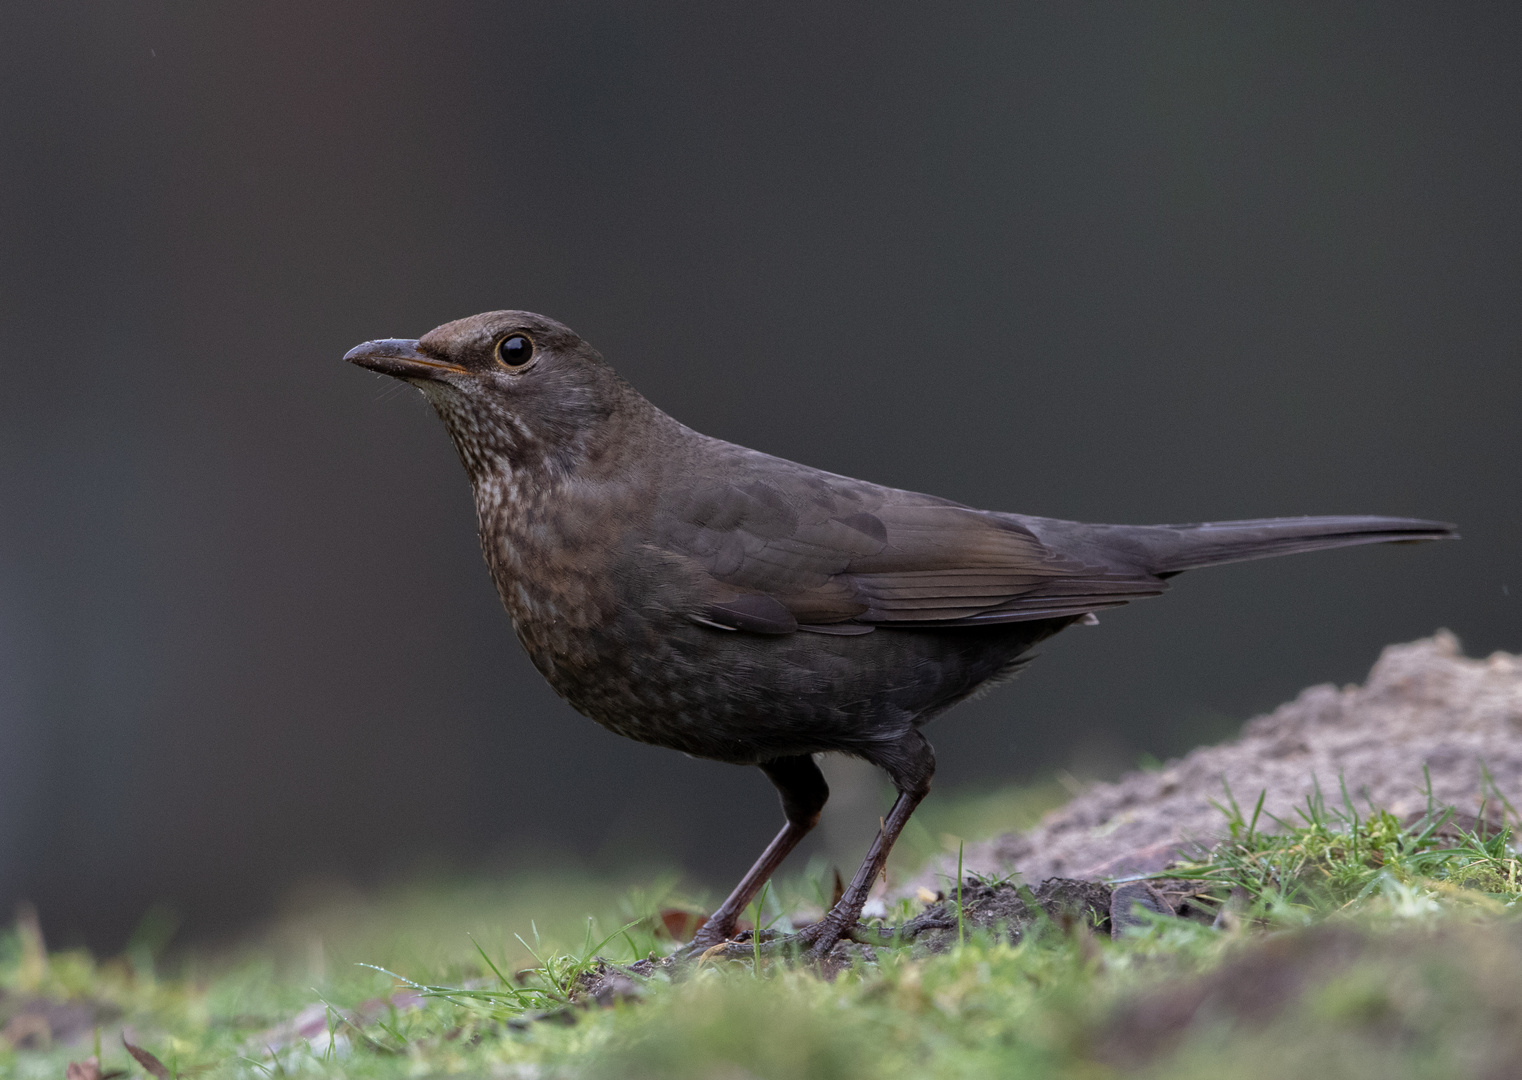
[{"xmin": 1108, "ymin": 882, "xmax": 1174, "ymax": 939}]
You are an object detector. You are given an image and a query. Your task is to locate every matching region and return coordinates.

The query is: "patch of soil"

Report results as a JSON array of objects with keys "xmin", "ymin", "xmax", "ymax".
[
  {"xmin": 911, "ymin": 633, "xmax": 1522, "ymax": 890},
  {"xmin": 572, "ymin": 878, "xmax": 1119, "ymax": 994},
  {"xmin": 895, "ymin": 877, "xmax": 1112, "ymax": 951}
]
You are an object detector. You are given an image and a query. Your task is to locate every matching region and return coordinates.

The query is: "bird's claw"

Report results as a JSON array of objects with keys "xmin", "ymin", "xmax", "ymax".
[
  {"xmin": 672, "ymin": 915, "xmax": 858, "ymax": 968},
  {"xmin": 793, "ymin": 917, "xmax": 850, "ymax": 958}
]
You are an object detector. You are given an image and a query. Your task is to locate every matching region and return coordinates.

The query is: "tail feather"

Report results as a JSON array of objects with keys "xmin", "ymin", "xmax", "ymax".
[{"xmin": 1138, "ymin": 515, "xmax": 1458, "ymax": 576}]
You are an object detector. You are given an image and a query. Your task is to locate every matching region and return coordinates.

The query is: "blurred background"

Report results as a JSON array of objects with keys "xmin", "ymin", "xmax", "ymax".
[{"xmin": 1, "ymin": 1, "xmax": 1517, "ymax": 952}]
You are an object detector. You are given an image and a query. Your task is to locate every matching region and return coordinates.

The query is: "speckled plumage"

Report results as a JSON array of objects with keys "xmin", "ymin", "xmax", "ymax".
[{"xmin": 346, "ymin": 310, "xmax": 1455, "ymax": 956}]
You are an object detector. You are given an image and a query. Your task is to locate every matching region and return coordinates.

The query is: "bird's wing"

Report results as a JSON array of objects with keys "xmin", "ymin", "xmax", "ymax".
[{"xmin": 655, "ymin": 471, "xmax": 1166, "ymax": 634}]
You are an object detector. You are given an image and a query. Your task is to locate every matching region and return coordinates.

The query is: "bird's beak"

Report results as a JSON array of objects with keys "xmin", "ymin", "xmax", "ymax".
[{"xmin": 344, "ymin": 338, "xmax": 467, "ymax": 379}]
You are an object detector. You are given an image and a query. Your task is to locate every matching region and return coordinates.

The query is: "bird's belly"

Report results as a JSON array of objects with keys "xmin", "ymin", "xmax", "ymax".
[{"xmin": 518, "ymin": 612, "xmax": 1066, "ymax": 765}]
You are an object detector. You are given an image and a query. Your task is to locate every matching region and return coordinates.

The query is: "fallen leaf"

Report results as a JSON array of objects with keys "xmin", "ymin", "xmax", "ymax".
[
  {"xmin": 122, "ymin": 1035, "xmax": 170, "ymax": 1079},
  {"xmin": 656, "ymin": 909, "xmax": 707, "ymax": 942}
]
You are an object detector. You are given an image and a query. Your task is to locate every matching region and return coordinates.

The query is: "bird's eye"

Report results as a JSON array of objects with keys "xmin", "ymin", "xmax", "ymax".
[{"xmin": 497, "ymin": 334, "xmax": 534, "ymax": 368}]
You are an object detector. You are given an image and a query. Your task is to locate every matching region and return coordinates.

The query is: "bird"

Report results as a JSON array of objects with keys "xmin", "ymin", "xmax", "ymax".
[{"xmin": 345, "ymin": 310, "xmax": 1456, "ymax": 958}]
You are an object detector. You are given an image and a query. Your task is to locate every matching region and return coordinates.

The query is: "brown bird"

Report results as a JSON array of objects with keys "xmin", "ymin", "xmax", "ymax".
[{"xmin": 345, "ymin": 310, "xmax": 1455, "ymax": 958}]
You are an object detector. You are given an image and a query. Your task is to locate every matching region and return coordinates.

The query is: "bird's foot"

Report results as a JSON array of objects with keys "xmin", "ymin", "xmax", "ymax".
[
  {"xmin": 792, "ymin": 914, "xmax": 852, "ymax": 959},
  {"xmin": 671, "ymin": 919, "xmax": 856, "ymax": 968},
  {"xmin": 673, "ymin": 916, "xmax": 798, "ymax": 964},
  {"xmin": 672, "ymin": 902, "xmax": 901, "ymax": 973},
  {"xmin": 673, "ymin": 926, "xmax": 735, "ymax": 963}
]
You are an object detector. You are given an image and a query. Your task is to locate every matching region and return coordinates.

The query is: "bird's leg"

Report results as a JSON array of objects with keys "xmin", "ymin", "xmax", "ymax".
[
  {"xmin": 799, "ymin": 787, "xmax": 925, "ymax": 958},
  {"xmin": 685, "ymin": 823, "xmax": 807, "ymax": 951},
  {"xmin": 687, "ymin": 754, "xmax": 828, "ymax": 951},
  {"xmin": 799, "ymin": 732, "xmax": 934, "ymax": 959}
]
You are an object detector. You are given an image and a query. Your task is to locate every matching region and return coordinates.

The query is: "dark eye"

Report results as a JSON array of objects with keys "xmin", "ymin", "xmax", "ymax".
[{"xmin": 497, "ymin": 334, "xmax": 534, "ymax": 368}]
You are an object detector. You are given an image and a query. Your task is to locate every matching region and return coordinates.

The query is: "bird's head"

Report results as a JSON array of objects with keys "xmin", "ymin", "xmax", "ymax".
[{"xmin": 345, "ymin": 310, "xmax": 644, "ymax": 481}]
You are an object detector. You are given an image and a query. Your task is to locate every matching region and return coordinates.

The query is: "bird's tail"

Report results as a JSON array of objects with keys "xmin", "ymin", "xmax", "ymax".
[{"xmin": 1136, "ymin": 516, "xmax": 1458, "ymax": 576}]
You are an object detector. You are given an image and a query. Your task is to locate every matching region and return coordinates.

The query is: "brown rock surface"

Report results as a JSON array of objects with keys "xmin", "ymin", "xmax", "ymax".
[{"xmin": 911, "ymin": 633, "xmax": 1522, "ymax": 889}]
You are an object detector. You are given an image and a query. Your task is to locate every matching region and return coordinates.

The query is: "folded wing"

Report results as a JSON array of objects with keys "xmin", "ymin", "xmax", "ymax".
[{"xmin": 656, "ymin": 473, "xmax": 1166, "ymax": 634}]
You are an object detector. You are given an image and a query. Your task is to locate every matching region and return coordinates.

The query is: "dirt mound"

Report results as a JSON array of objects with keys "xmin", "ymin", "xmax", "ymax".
[
  {"xmin": 911, "ymin": 633, "xmax": 1522, "ymax": 890},
  {"xmin": 1094, "ymin": 920, "xmax": 1522, "ymax": 1071}
]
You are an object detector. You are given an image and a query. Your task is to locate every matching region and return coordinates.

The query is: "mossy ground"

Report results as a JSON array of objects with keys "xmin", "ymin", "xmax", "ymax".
[{"xmin": 4, "ymin": 779, "xmax": 1519, "ymax": 1079}]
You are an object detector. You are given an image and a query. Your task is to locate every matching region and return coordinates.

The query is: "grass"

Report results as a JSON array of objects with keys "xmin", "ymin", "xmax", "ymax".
[
  {"xmin": 5, "ymin": 776, "xmax": 1522, "ymax": 1079},
  {"xmin": 1152, "ymin": 768, "xmax": 1522, "ymax": 919}
]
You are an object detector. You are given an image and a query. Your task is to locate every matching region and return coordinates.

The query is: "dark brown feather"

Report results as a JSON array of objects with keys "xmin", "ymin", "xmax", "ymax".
[{"xmin": 660, "ymin": 478, "xmax": 1162, "ymax": 632}]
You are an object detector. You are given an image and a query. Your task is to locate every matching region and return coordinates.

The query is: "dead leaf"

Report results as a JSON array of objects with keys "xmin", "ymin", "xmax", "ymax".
[
  {"xmin": 656, "ymin": 909, "xmax": 707, "ymax": 942},
  {"xmin": 122, "ymin": 1036, "xmax": 170, "ymax": 1080}
]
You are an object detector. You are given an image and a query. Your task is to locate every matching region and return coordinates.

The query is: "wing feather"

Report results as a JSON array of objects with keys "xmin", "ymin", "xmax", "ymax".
[{"xmin": 658, "ymin": 469, "xmax": 1164, "ymax": 634}]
